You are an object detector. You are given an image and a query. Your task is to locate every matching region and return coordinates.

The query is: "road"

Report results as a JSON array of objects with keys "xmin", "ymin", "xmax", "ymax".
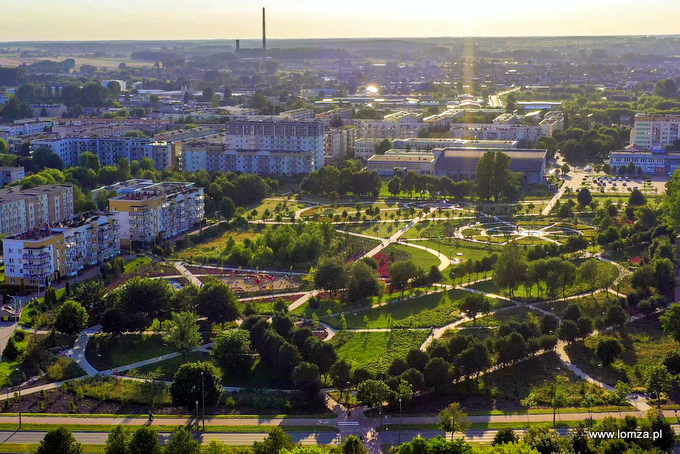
[{"xmin": 0, "ymin": 430, "xmax": 340, "ymax": 446}]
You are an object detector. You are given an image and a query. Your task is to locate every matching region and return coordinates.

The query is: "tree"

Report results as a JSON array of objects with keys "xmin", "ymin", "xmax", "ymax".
[
  {"xmin": 2, "ymin": 336, "xmax": 19, "ymax": 361},
  {"xmin": 492, "ymin": 428, "xmax": 517, "ymax": 446},
  {"xmin": 577, "ymin": 188, "xmax": 592, "ymax": 208},
  {"xmin": 163, "ymin": 311, "xmax": 202, "ymax": 357},
  {"xmin": 170, "ymin": 361, "xmax": 222, "ymax": 408},
  {"xmin": 629, "ymin": 188, "xmax": 647, "ymax": 206},
  {"xmin": 116, "ymin": 277, "xmax": 173, "ymax": 325},
  {"xmin": 562, "ymin": 304, "xmax": 581, "ymax": 322},
  {"xmin": 164, "ymin": 426, "xmax": 200, "ymax": 454},
  {"xmin": 645, "ymin": 364, "xmax": 672, "ymax": 400},
  {"xmin": 54, "ymin": 300, "xmax": 88, "ymax": 335},
  {"xmin": 293, "ymin": 362, "xmax": 321, "ymax": 397},
  {"xmin": 127, "ymin": 426, "xmax": 161, "ymax": 454},
  {"xmin": 604, "ymin": 304, "xmax": 627, "ymax": 326},
  {"xmin": 341, "ymin": 435, "xmax": 368, "ymax": 454},
  {"xmin": 346, "ymin": 261, "xmax": 383, "ymax": 303},
  {"xmin": 387, "ymin": 176, "xmax": 402, "ymax": 195},
  {"xmin": 390, "ymin": 260, "xmax": 419, "ymax": 297},
  {"xmin": 356, "ymin": 379, "xmax": 392, "ymax": 408},
  {"xmin": 661, "ymin": 303, "xmax": 680, "ymax": 343},
  {"xmin": 460, "ymin": 294, "xmax": 491, "ymax": 325},
  {"xmin": 197, "ymin": 278, "xmax": 240, "ymax": 323},
  {"xmin": 330, "ymin": 360, "xmax": 352, "ymax": 397},
  {"xmin": 654, "ymin": 78, "xmax": 678, "ymax": 99},
  {"xmin": 79, "ymin": 151, "xmax": 101, "ymax": 172},
  {"xmin": 204, "ymin": 440, "xmax": 229, "ymax": 454},
  {"xmin": 104, "ymin": 425, "xmax": 129, "ymax": 454},
  {"xmin": 476, "ymin": 150, "xmax": 521, "ymax": 201},
  {"xmin": 253, "ymin": 427, "xmax": 296, "ymax": 454},
  {"xmin": 211, "ymin": 329, "xmax": 254, "ymax": 377},
  {"xmin": 522, "ymin": 426, "xmax": 560, "ymax": 454},
  {"xmin": 423, "ymin": 357, "xmax": 451, "ymax": 390},
  {"xmin": 376, "ymin": 139, "xmax": 391, "ymax": 154},
  {"xmin": 32, "ymin": 146, "xmax": 64, "ymax": 171},
  {"xmin": 596, "ymin": 339, "xmax": 622, "ymax": 366},
  {"xmin": 493, "ymin": 242, "xmax": 527, "ymax": 297},
  {"xmin": 313, "ymin": 258, "xmax": 347, "ymax": 299},
  {"xmin": 437, "ymin": 403, "xmax": 470, "ymax": 440},
  {"xmin": 558, "ymin": 320, "xmax": 580, "ymax": 344},
  {"xmin": 36, "ymin": 426, "xmax": 82, "ymax": 454}
]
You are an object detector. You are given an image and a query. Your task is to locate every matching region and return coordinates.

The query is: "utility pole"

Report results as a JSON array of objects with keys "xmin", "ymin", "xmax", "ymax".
[
  {"xmin": 201, "ymin": 371, "xmax": 205, "ymax": 431},
  {"xmin": 398, "ymin": 398, "xmax": 402, "ymax": 445}
]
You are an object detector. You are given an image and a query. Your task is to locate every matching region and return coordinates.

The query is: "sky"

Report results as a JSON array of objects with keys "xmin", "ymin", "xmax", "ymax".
[{"xmin": 2, "ymin": 0, "xmax": 680, "ymax": 41}]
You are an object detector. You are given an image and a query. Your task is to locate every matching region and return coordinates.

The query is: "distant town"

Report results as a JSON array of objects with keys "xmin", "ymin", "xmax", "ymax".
[{"xmin": 0, "ymin": 29, "xmax": 680, "ymax": 454}]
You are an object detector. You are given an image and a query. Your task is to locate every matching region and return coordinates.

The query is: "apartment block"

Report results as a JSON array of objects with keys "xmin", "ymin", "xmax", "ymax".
[
  {"xmin": 324, "ymin": 127, "xmax": 356, "ymax": 163},
  {"xmin": 3, "ymin": 213, "xmax": 120, "ymax": 288},
  {"xmin": 105, "ymin": 179, "xmax": 205, "ymax": 245},
  {"xmin": 0, "ymin": 167, "xmax": 25, "ymax": 187},
  {"xmin": 631, "ymin": 113, "xmax": 680, "ymax": 149},
  {"xmin": 31, "ymin": 138, "xmax": 173, "ymax": 170},
  {"xmin": 0, "ymin": 120, "xmax": 53, "ymax": 139},
  {"xmin": 0, "ymin": 185, "xmax": 74, "ymax": 236}
]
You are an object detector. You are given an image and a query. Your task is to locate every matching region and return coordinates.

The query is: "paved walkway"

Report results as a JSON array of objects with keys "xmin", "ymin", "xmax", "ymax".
[{"xmin": 173, "ymin": 262, "xmax": 203, "ymax": 288}]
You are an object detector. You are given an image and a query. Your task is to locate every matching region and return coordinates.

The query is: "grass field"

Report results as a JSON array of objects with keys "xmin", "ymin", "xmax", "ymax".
[
  {"xmin": 564, "ymin": 314, "xmax": 675, "ymax": 389},
  {"xmin": 85, "ymin": 334, "xmax": 174, "ymax": 371},
  {"xmin": 382, "ymin": 243, "xmax": 441, "ymax": 271},
  {"xmin": 125, "ymin": 351, "xmax": 210, "ymax": 381},
  {"xmin": 407, "ymin": 239, "xmax": 500, "ymax": 263},
  {"xmin": 324, "ymin": 289, "xmax": 472, "ymax": 329},
  {"xmin": 401, "ymin": 219, "xmax": 471, "ymax": 240},
  {"xmin": 338, "ymin": 221, "xmax": 408, "ymax": 239},
  {"xmin": 535, "ymin": 291, "xmax": 617, "ymax": 319},
  {"xmin": 176, "ymin": 227, "xmax": 260, "ymax": 262},
  {"xmin": 329, "ymin": 330, "xmax": 430, "ymax": 373},
  {"xmin": 458, "ymin": 306, "xmax": 541, "ymax": 328}
]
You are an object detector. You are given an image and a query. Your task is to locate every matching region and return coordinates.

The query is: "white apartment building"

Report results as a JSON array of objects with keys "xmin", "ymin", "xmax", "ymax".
[
  {"xmin": 355, "ymin": 138, "xmax": 385, "ymax": 161},
  {"xmin": 31, "ymin": 138, "xmax": 173, "ymax": 170},
  {"xmin": 0, "ymin": 167, "xmax": 25, "ymax": 187},
  {"xmin": 324, "ymin": 127, "xmax": 356, "ymax": 163},
  {"xmin": 106, "ymin": 180, "xmax": 205, "ymax": 245},
  {"xmin": 3, "ymin": 213, "xmax": 120, "ymax": 288},
  {"xmin": 631, "ymin": 113, "xmax": 680, "ymax": 149},
  {"xmin": 0, "ymin": 120, "xmax": 53, "ymax": 139},
  {"xmin": 0, "ymin": 185, "xmax": 74, "ymax": 236},
  {"xmin": 449, "ymin": 123, "xmax": 549, "ymax": 142}
]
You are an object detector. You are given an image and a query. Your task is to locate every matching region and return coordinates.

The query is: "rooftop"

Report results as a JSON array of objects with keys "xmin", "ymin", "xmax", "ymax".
[{"xmin": 0, "ymin": 184, "xmax": 71, "ymax": 204}]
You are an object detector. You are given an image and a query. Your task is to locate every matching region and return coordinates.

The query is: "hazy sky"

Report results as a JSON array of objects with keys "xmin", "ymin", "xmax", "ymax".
[{"xmin": 3, "ymin": 0, "xmax": 680, "ymax": 41}]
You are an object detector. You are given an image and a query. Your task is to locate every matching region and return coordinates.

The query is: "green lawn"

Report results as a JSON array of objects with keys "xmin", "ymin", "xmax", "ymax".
[
  {"xmin": 337, "ymin": 221, "xmax": 407, "ymax": 239},
  {"xmin": 125, "ymin": 351, "xmax": 210, "ymax": 381},
  {"xmin": 535, "ymin": 291, "xmax": 617, "ymax": 319},
  {"xmin": 324, "ymin": 289, "xmax": 474, "ymax": 329},
  {"xmin": 401, "ymin": 219, "xmax": 472, "ymax": 240},
  {"xmin": 458, "ymin": 306, "xmax": 540, "ymax": 328},
  {"xmin": 408, "ymin": 239, "xmax": 500, "ymax": 263},
  {"xmin": 329, "ymin": 330, "xmax": 430, "ymax": 373},
  {"xmin": 85, "ymin": 334, "xmax": 174, "ymax": 371},
  {"xmin": 383, "ymin": 243, "xmax": 441, "ymax": 271},
  {"xmin": 564, "ymin": 314, "xmax": 676, "ymax": 389}
]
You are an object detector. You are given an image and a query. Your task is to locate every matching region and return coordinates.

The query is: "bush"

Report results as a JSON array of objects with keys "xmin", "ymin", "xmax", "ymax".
[
  {"xmin": 13, "ymin": 330, "xmax": 26, "ymax": 342},
  {"xmin": 170, "ymin": 362, "xmax": 222, "ymax": 409},
  {"xmin": 47, "ymin": 357, "xmax": 84, "ymax": 382}
]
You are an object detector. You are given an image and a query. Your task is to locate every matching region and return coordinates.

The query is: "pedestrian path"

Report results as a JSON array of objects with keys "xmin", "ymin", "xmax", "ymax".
[{"xmin": 173, "ymin": 262, "xmax": 203, "ymax": 288}]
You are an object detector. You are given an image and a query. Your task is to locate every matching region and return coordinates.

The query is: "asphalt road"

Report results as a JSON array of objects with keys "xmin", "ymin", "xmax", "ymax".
[{"xmin": 0, "ymin": 430, "xmax": 341, "ymax": 446}]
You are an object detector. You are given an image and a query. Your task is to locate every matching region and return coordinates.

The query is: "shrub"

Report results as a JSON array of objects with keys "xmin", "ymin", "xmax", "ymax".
[{"xmin": 47, "ymin": 357, "xmax": 84, "ymax": 382}]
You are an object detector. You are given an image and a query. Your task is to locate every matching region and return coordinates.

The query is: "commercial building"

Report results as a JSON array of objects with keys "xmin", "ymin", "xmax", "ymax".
[
  {"xmin": 608, "ymin": 145, "xmax": 680, "ymax": 176},
  {"xmin": 31, "ymin": 138, "xmax": 173, "ymax": 170},
  {"xmin": 631, "ymin": 113, "xmax": 680, "ymax": 149},
  {"xmin": 105, "ymin": 179, "xmax": 205, "ymax": 246},
  {"xmin": 0, "ymin": 167, "xmax": 25, "ymax": 187},
  {"xmin": 0, "ymin": 185, "xmax": 74, "ymax": 236},
  {"xmin": 367, "ymin": 153, "xmax": 436, "ymax": 176},
  {"xmin": 3, "ymin": 213, "xmax": 120, "ymax": 288},
  {"xmin": 433, "ymin": 148, "xmax": 547, "ymax": 184},
  {"xmin": 392, "ymin": 138, "xmax": 519, "ymax": 152}
]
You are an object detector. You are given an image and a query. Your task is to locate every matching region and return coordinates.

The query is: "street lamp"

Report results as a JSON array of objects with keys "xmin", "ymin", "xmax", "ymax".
[
  {"xmin": 201, "ymin": 371, "xmax": 205, "ymax": 431},
  {"xmin": 398, "ymin": 398, "xmax": 402, "ymax": 445},
  {"xmin": 195, "ymin": 400, "xmax": 199, "ymax": 431},
  {"xmin": 346, "ymin": 381, "xmax": 350, "ymax": 405},
  {"xmin": 378, "ymin": 372, "xmax": 384, "ymax": 431}
]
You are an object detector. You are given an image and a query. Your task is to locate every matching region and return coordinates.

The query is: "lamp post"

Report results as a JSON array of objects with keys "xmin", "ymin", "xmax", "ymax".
[
  {"xmin": 195, "ymin": 401, "xmax": 199, "ymax": 431},
  {"xmin": 398, "ymin": 398, "xmax": 402, "ymax": 445},
  {"xmin": 378, "ymin": 372, "xmax": 384, "ymax": 431},
  {"xmin": 346, "ymin": 381, "xmax": 350, "ymax": 405},
  {"xmin": 201, "ymin": 371, "xmax": 205, "ymax": 431}
]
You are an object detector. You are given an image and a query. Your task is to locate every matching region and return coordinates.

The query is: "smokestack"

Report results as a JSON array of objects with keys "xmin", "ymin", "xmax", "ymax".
[
  {"xmin": 262, "ymin": 7, "xmax": 266, "ymax": 65},
  {"xmin": 236, "ymin": 39, "xmax": 240, "ymax": 50}
]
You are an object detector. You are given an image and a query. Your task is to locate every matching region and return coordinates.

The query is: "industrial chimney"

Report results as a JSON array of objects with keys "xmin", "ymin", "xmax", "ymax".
[
  {"xmin": 262, "ymin": 7, "xmax": 267, "ymax": 65},
  {"xmin": 235, "ymin": 39, "xmax": 240, "ymax": 50}
]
